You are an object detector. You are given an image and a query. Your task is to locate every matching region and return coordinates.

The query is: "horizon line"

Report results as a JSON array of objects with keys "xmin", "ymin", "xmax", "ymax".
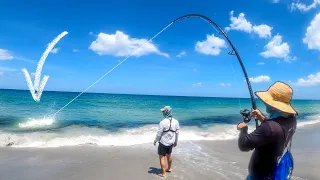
[{"xmin": 0, "ymin": 88, "xmax": 318, "ymax": 101}]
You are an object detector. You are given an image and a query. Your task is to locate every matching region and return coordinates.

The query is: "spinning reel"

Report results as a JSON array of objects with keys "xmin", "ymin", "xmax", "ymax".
[
  {"xmin": 240, "ymin": 109, "xmax": 260, "ymax": 128},
  {"xmin": 240, "ymin": 109, "xmax": 252, "ymax": 123}
]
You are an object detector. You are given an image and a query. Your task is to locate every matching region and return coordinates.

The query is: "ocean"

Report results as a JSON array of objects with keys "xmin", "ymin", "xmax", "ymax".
[{"xmin": 0, "ymin": 89, "xmax": 319, "ymax": 148}]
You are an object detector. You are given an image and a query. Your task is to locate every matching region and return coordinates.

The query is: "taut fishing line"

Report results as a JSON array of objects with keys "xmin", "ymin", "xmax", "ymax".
[
  {"xmin": 216, "ymin": 29, "xmax": 243, "ymax": 111},
  {"xmin": 172, "ymin": 14, "xmax": 258, "ymax": 127},
  {"xmin": 206, "ymin": 25, "xmax": 243, "ymax": 114},
  {"xmin": 52, "ymin": 14, "xmax": 258, "ymax": 128},
  {"xmin": 52, "ymin": 22, "xmax": 173, "ymax": 117}
]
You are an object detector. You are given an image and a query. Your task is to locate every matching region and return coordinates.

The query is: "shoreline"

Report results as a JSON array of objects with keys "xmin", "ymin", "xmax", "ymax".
[
  {"xmin": 0, "ymin": 123, "xmax": 319, "ymax": 180},
  {"xmin": 0, "ymin": 125, "xmax": 319, "ymax": 180},
  {"xmin": 0, "ymin": 141, "xmax": 317, "ymax": 180}
]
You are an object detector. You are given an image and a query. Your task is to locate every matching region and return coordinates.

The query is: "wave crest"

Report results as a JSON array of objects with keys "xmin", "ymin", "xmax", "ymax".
[
  {"xmin": 297, "ymin": 114, "xmax": 320, "ymax": 128},
  {"xmin": 0, "ymin": 125, "xmax": 240, "ymax": 148},
  {"xmin": 2, "ymin": 114, "xmax": 319, "ymax": 148},
  {"xmin": 18, "ymin": 117, "xmax": 55, "ymax": 128}
]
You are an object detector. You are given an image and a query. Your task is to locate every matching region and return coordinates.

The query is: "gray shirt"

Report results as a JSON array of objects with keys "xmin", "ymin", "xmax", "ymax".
[{"xmin": 154, "ymin": 118, "xmax": 180, "ymax": 146}]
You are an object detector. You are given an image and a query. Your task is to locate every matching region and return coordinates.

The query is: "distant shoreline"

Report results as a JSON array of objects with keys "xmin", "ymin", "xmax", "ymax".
[{"xmin": 0, "ymin": 88, "xmax": 318, "ymax": 101}]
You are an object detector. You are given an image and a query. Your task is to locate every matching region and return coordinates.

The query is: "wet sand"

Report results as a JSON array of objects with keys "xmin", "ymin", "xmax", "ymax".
[
  {"xmin": 0, "ymin": 124, "xmax": 319, "ymax": 180},
  {"xmin": 0, "ymin": 146, "xmax": 216, "ymax": 180}
]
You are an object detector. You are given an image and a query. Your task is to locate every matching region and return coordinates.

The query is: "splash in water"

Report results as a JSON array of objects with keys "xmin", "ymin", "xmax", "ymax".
[{"xmin": 18, "ymin": 117, "xmax": 55, "ymax": 128}]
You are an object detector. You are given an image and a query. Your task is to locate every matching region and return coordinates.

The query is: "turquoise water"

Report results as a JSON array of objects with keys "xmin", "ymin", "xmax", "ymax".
[{"xmin": 0, "ymin": 89, "xmax": 319, "ymax": 147}]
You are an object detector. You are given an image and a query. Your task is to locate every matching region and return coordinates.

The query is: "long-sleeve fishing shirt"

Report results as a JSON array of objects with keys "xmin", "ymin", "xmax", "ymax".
[
  {"xmin": 238, "ymin": 116, "xmax": 296, "ymax": 180},
  {"xmin": 154, "ymin": 118, "xmax": 180, "ymax": 147}
]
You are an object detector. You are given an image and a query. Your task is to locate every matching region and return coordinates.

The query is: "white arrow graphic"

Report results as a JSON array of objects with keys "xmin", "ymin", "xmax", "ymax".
[{"xmin": 22, "ymin": 31, "xmax": 68, "ymax": 102}]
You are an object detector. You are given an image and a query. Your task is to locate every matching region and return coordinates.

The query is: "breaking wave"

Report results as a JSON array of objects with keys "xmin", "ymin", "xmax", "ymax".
[
  {"xmin": 0, "ymin": 124, "xmax": 241, "ymax": 148},
  {"xmin": 18, "ymin": 117, "xmax": 55, "ymax": 128},
  {"xmin": 0, "ymin": 114, "xmax": 318, "ymax": 148}
]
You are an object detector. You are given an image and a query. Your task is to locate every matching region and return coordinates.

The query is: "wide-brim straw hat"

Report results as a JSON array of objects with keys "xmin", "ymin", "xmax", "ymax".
[{"xmin": 255, "ymin": 81, "xmax": 297, "ymax": 114}]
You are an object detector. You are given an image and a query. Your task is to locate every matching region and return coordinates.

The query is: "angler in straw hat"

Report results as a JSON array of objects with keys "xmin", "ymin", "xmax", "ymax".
[{"xmin": 237, "ymin": 82, "xmax": 297, "ymax": 180}]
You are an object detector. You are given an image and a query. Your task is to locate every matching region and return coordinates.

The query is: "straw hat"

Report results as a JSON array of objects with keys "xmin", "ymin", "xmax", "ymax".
[{"xmin": 255, "ymin": 81, "xmax": 297, "ymax": 114}]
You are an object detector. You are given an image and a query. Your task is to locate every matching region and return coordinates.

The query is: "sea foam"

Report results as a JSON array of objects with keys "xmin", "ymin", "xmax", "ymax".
[
  {"xmin": 2, "ymin": 114, "xmax": 319, "ymax": 148},
  {"xmin": 18, "ymin": 117, "xmax": 55, "ymax": 128},
  {"xmin": 0, "ymin": 124, "xmax": 241, "ymax": 148}
]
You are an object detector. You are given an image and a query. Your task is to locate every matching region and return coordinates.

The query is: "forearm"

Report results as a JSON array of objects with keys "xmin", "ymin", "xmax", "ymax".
[
  {"xmin": 154, "ymin": 133, "xmax": 161, "ymax": 142},
  {"xmin": 238, "ymin": 126, "xmax": 251, "ymax": 151},
  {"xmin": 174, "ymin": 133, "xmax": 179, "ymax": 145}
]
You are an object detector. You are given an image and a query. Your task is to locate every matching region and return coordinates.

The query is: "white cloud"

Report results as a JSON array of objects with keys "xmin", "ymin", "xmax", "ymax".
[
  {"xmin": 253, "ymin": 24, "xmax": 273, "ymax": 38},
  {"xmin": 303, "ymin": 13, "xmax": 320, "ymax": 51},
  {"xmin": 291, "ymin": 0, "xmax": 320, "ymax": 12},
  {"xmin": 89, "ymin": 31, "xmax": 169, "ymax": 58},
  {"xmin": 295, "ymin": 72, "xmax": 320, "ymax": 86},
  {"xmin": 220, "ymin": 83, "xmax": 231, "ymax": 87},
  {"xmin": 249, "ymin": 75, "xmax": 271, "ymax": 83},
  {"xmin": 260, "ymin": 35, "xmax": 290, "ymax": 60},
  {"xmin": 226, "ymin": 11, "xmax": 272, "ymax": 39},
  {"xmin": 226, "ymin": 11, "xmax": 253, "ymax": 33},
  {"xmin": 176, "ymin": 51, "xmax": 186, "ymax": 58},
  {"xmin": 257, "ymin": 62, "xmax": 265, "ymax": 65},
  {"xmin": 0, "ymin": 49, "xmax": 14, "ymax": 60},
  {"xmin": 72, "ymin": 49, "xmax": 79, "ymax": 52},
  {"xmin": 51, "ymin": 47, "xmax": 60, "ymax": 54},
  {"xmin": 89, "ymin": 32, "xmax": 94, "ymax": 35},
  {"xmin": 193, "ymin": 82, "xmax": 202, "ymax": 87},
  {"xmin": 288, "ymin": 56, "xmax": 298, "ymax": 62},
  {"xmin": 273, "ymin": 0, "xmax": 280, "ymax": 3},
  {"xmin": 195, "ymin": 34, "xmax": 226, "ymax": 55}
]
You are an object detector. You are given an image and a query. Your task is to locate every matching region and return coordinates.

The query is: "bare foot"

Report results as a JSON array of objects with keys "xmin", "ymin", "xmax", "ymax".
[
  {"xmin": 160, "ymin": 173, "xmax": 166, "ymax": 178},
  {"xmin": 166, "ymin": 169, "xmax": 172, "ymax": 173}
]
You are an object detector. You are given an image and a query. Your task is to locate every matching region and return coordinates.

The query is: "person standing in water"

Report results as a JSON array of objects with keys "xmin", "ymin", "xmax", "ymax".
[
  {"xmin": 237, "ymin": 81, "xmax": 297, "ymax": 180},
  {"xmin": 154, "ymin": 106, "xmax": 180, "ymax": 178}
]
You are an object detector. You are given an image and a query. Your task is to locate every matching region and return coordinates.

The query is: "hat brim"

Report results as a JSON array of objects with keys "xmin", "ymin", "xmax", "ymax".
[
  {"xmin": 255, "ymin": 91, "xmax": 297, "ymax": 114},
  {"xmin": 161, "ymin": 106, "xmax": 171, "ymax": 112}
]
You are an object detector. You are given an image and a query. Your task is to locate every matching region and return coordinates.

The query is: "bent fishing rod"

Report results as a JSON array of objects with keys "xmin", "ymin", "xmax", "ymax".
[{"xmin": 173, "ymin": 14, "xmax": 259, "ymax": 128}]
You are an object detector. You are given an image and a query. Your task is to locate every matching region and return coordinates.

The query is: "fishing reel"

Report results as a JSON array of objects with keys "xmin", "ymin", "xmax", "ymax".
[{"xmin": 240, "ymin": 109, "xmax": 251, "ymax": 123}]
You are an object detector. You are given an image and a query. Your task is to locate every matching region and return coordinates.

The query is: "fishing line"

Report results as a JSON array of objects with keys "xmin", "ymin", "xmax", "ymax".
[
  {"xmin": 173, "ymin": 14, "xmax": 258, "ymax": 127},
  {"xmin": 52, "ymin": 14, "xmax": 257, "ymax": 128},
  {"xmin": 213, "ymin": 30, "xmax": 246, "ymax": 111},
  {"xmin": 52, "ymin": 22, "xmax": 174, "ymax": 117},
  {"xmin": 220, "ymin": 35, "xmax": 243, "ymax": 111},
  {"xmin": 209, "ymin": 26, "xmax": 243, "ymax": 112}
]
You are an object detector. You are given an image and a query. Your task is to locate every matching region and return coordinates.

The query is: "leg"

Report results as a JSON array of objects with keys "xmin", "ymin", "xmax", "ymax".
[
  {"xmin": 158, "ymin": 143, "xmax": 167, "ymax": 177},
  {"xmin": 166, "ymin": 154, "xmax": 172, "ymax": 172},
  {"xmin": 159, "ymin": 155, "xmax": 166, "ymax": 177},
  {"xmin": 166, "ymin": 145, "xmax": 173, "ymax": 172}
]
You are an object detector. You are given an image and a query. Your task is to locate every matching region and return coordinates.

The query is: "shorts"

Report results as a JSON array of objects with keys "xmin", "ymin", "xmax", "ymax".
[{"xmin": 158, "ymin": 142, "xmax": 173, "ymax": 156}]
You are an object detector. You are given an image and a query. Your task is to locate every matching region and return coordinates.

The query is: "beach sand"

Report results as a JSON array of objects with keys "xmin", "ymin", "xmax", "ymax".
[{"xmin": 0, "ymin": 125, "xmax": 319, "ymax": 180}]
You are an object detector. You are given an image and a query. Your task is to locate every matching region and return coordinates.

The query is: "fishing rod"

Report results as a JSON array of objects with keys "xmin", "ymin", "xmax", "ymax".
[{"xmin": 173, "ymin": 14, "xmax": 259, "ymax": 128}]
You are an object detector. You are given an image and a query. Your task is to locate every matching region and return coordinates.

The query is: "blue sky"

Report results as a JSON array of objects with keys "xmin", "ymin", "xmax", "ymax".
[{"xmin": 0, "ymin": 0, "xmax": 319, "ymax": 99}]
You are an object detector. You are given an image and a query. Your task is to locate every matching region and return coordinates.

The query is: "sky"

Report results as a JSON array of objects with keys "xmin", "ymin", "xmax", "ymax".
[{"xmin": 0, "ymin": 0, "xmax": 320, "ymax": 99}]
